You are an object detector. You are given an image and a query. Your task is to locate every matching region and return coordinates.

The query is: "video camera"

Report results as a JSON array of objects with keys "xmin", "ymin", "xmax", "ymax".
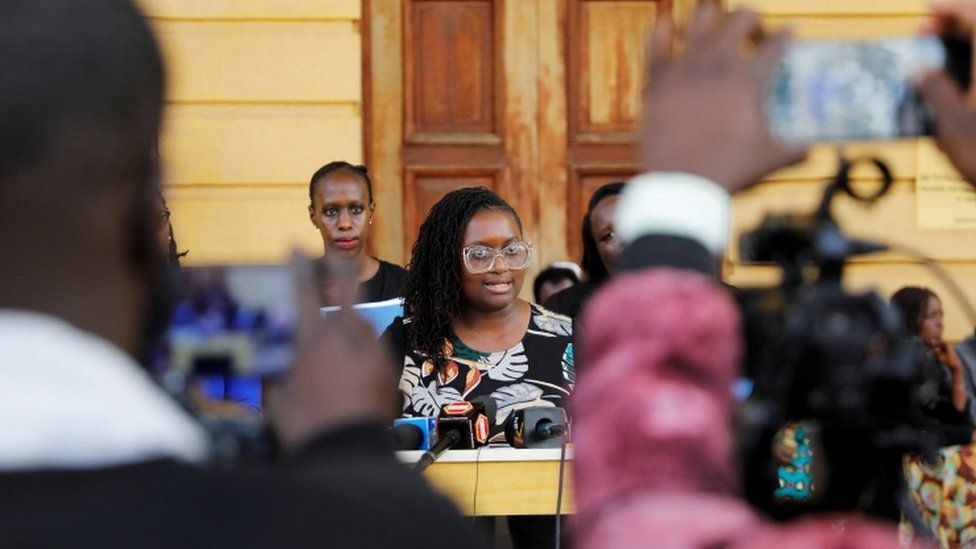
[{"xmin": 734, "ymin": 156, "xmax": 973, "ymax": 521}]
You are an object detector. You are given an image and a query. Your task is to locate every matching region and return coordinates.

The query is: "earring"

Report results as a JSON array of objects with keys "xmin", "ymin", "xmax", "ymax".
[{"xmin": 369, "ymin": 218, "xmax": 373, "ymax": 225}]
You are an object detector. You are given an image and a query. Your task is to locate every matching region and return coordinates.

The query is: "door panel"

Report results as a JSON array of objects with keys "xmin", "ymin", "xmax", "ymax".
[
  {"xmin": 565, "ymin": 0, "xmax": 667, "ymax": 262},
  {"xmin": 402, "ymin": 167, "xmax": 502, "ymax": 256},
  {"xmin": 401, "ymin": 0, "xmax": 508, "ymax": 256},
  {"xmin": 366, "ymin": 0, "xmax": 677, "ymax": 278},
  {"xmin": 404, "ymin": 1, "xmax": 501, "ymax": 143},
  {"xmin": 571, "ymin": 1, "xmax": 661, "ymax": 143}
]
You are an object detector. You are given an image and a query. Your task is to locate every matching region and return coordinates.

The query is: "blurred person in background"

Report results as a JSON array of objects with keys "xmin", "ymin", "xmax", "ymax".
[
  {"xmin": 532, "ymin": 264, "xmax": 580, "ymax": 305},
  {"xmin": 955, "ymin": 326, "xmax": 976, "ymax": 423},
  {"xmin": 571, "ymin": 3, "xmax": 913, "ymax": 546},
  {"xmin": 891, "ymin": 286, "xmax": 975, "ymax": 546},
  {"xmin": 0, "ymin": 1, "xmax": 487, "ymax": 546},
  {"xmin": 545, "ymin": 182, "xmax": 624, "ymax": 321},
  {"xmin": 153, "ymin": 192, "xmax": 260, "ymax": 417},
  {"xmin": 891, "ymin": 286, "xmax": 967, "ymax": 416},
  {"xmin": 574, "ymin": 0, "xmax": 976, "ymax": 545}
]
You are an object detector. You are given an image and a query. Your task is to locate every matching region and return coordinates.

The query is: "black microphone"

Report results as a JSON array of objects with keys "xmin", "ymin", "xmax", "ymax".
[
  {"xmin": 415, "ymin": 397, "xmax": 497, "ymax": 472},
  {"xmin": 504, "ymin": 407, "xmax": 568, "ymax": 449},
  {"xmin": 391, "ymin": 424, "xmax": 425, "ymax": 451},
  {"xmin": 391, "ymin": 417, "xmax": 437, "ymax": 450},
  {"xmin": 537, "ymin": 421, "xmax": 567, "ymax": 439},
  {"xmin": 414, "ymin": 430, "xmax": 461, "ymax": 472}
]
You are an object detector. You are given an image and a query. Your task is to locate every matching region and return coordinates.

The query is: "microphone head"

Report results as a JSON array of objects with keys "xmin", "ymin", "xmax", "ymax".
[
  {"xmin": 393, "ymin": 417, "xmax": 437, "ymax": 450},
  {"xmin": 537, "ymin": 421, "xmax": 567, "ymax": 439},
  {"xmin": 437, "ymin": 400, "xmax": 491, "ymax": 449},
  {"xmin": 470, "ymin": 396, "xmax": 498, "ymax": 427},
  {"xmin": 504, "ymin": 407, "xmax": 568, "ymax": 448},
  {"xmin": 391, "ymin": 424, "xmax": 424, "ymax": 450},
  {"xmin": 504, "ymin": 409, "xmax": 528, "ymax": 447},
  {"xmin": 437, "ymin": 399, "xmax": 493, "ymax": 448}
]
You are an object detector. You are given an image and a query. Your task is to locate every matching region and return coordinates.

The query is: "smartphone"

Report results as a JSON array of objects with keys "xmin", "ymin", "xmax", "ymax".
[
  {"xmin": 766, "ymin": 36, "xmax": 972, "ymax": 143},
  {"xmin": 156, "ymin": 265, "xmax": 299, "ymax": 380}
]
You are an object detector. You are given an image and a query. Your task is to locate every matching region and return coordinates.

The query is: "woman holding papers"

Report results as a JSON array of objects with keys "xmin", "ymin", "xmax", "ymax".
[{"xmin": 308, "ymin": 161, "xmax": 406, "ymax": 305}]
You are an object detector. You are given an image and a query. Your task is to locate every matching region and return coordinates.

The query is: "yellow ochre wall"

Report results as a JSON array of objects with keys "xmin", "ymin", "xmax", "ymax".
[
  {"xmin": 727, "ymin": 0, "xmax": 976, "ymax": 341},
  {"xmin": 138, "ymin": 0, "xmax": 363, "ymax": 264},
  {"xmin": 141, "ymin": 0, "xmax": 976, "ymax": 340}
]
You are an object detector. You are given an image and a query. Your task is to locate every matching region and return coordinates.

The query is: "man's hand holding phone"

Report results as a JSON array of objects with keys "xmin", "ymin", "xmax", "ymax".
[
  {"xmin": 918, "ymin": 2, "xmax": 976, "ymax": 186},
  {"xmin": 268, "ymin": 256, "xmax": 398, "ymax": 452},
  {"xmin": 640, "ymin": 4, "xmax": 807, "ymax": 195}
]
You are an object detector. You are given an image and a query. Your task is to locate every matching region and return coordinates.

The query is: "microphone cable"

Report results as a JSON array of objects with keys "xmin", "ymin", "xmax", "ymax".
[
  {"xmin": 472, "ymin": 445, "xmax": 485, "ymax": 523},
  {"xmin": 554, "ymin": 436, "xmax": 568, "ymax": 549}
]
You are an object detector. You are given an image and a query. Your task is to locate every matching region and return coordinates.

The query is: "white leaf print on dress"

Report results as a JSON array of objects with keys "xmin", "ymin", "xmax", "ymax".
[
  {"xmin": 481, "ymin": 343, "xmax": 529, "ymax": 382},
  {"xmin": 411, "ymin": 381, "xmax": 462, "ymax": 417},
  {"xmin": 398, "ymin": 357, "xmax": 421, "ymax": 411},
  {"xmin": 532, "ymin": 309, "xmax": 572, "ymax": 337},
  {"xmin": 490, "ymin": 382, "xmax": 555, "ymax": 426}
]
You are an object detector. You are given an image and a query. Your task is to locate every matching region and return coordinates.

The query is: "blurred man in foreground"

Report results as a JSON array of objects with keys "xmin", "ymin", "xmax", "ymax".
[
  {"xmin": 0, "ymin": 1, "xmax": 485, "ymax": 547},
  {"xmin": 572, "ymin": 2, "xmax": 976, "ymax": 547}
]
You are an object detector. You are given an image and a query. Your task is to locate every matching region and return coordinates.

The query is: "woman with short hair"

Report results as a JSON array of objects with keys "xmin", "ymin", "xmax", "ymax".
[{"xmin": 308, "ymin": 161, "xmax": 406, "ymax": 304}]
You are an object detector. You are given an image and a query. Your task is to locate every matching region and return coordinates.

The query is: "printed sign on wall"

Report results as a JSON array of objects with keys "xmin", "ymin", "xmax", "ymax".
[{"xmin": 916, "ymin": 137, "xmax": 976, "ymax": 230}]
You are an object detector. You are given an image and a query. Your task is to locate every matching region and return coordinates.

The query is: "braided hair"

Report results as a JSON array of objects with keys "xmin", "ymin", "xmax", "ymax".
[
  {"xmin": 404, "ymin": 187, "xmax": 522, "ymax": 363},
  {"xmin": 580, "ymin": 181, "xmax": 624, "ymax": 284}
]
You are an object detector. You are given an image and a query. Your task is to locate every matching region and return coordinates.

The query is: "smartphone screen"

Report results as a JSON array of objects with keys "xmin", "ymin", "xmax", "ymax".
[
  {"xmin": 766, "ymin": 36, "xmax": 947, "ymax": 143},
  {"xmin": 156, "ymin": 265, "xmax": 298, "ymax": 380}
]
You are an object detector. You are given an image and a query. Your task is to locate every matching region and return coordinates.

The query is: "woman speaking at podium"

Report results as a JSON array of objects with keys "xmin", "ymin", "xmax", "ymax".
[
  {"xmin": 385, "ymin": 187, "xmax": 573, "ymax": 425},
  {"xmin": 383, "ymin": 186, "xmax": 574, "ymax": 547}
]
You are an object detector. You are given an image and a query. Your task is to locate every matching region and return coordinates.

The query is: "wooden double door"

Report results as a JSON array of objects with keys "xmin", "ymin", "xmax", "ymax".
[{"xmin": 364, "ymin": 0, "xmax": 688, "ymax": 282}]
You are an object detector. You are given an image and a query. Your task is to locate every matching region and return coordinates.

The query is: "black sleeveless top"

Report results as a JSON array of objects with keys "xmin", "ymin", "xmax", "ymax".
[{"xmin": 361, "ymin": 259, "xmax": 407, "ymax": 303}]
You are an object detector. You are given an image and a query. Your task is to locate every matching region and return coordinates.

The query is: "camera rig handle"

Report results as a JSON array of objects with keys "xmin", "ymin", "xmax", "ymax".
[
  {"xmin": 739, "ymin": 154, "xmax": 892, "ymax": 288},
  {"xmin": 815, "ymin": 155, "xmax": 894, "ymax": 221}
]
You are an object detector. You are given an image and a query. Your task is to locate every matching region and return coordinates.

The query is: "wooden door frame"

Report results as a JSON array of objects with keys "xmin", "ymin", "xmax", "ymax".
[
  {"xmin": 362, "ymin": 0, "xmax": 702, "ymax": 268},
  {"xmin": 363, "ymin": 0, "xmax": 543, "ymax": 270},
  {"xmin": 363, "ymin": 0, "xmax": 406, "ymax": 265}
]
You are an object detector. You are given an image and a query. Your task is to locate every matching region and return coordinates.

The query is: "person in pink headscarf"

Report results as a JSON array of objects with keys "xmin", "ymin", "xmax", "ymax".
[
  {"xmin": 568, "ymin": 2, "xmax": 976, "ymax": 546},
  {"xmin": 573, "ymin": 269, "xmax": 896, "ymax": 547}
]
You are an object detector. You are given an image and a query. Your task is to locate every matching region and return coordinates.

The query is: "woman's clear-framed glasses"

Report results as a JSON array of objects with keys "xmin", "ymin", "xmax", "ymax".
[{"xmin": 462, "ymin": 241, "xmax": 533, "ymax": 274}]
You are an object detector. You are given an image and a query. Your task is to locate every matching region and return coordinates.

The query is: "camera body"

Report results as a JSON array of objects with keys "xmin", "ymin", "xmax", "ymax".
[{"xmin": 734, "ymin": 161, "xmax": 970, "ymax": 520}]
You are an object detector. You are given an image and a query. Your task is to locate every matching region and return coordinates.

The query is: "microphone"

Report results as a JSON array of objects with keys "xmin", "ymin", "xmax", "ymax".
[
  {"xmin": 504, "ymin": 407, "xmax": 568, "ymax": 449},
  {"xmin": 392, "ymin": 417, "xmax": 437, "ymax": 450},
  {"xmin": 415, "ymin": 397, "xmax": 497, "ymax": 472},
  {"xmin": 392, "ymin": 424, "xmax": 423, "ymax": 450}
]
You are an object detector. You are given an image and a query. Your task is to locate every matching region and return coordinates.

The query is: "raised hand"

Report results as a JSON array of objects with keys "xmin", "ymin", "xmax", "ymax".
[
  {"xmin": 917, "ymin": 3, "xmax": 976, "ymax": 185},
  {"xmin": 269, "ymin": 255, "xmax": 398, "ymax": 451},
  {"xmin": 640, "ymin": 4, "xmax": 807, "ymax": 193}
]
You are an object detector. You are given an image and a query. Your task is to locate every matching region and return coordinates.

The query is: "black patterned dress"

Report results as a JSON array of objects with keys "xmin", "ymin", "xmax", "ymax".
[{"xmin": 388, "ymin": 304, "xmax": 574, "ymax": 432}]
